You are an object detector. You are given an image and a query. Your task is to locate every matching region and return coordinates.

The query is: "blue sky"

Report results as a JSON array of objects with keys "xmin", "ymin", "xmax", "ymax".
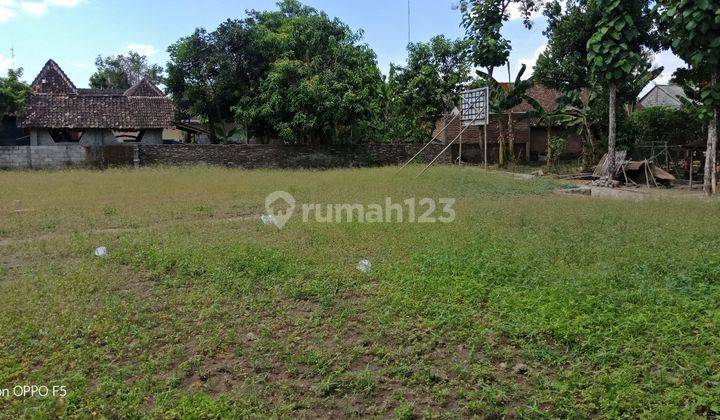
[{"xmin": 0, "ymin": 0, "xmax": 682, "ymax": 89}]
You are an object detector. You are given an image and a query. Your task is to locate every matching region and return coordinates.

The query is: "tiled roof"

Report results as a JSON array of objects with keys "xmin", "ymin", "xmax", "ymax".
[
  {"xmin": 510, "ymin": 84, "xmax": 564, "ymax": 113},
  {"xmin": 20, "ymin": 60, "xmax": 173, "ymax": 130}
]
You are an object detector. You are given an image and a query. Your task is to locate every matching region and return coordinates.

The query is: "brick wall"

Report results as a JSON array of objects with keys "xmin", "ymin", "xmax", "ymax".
[{"xmin": 0, "ymin": 145, "xmax": 90, "ymax": 169}]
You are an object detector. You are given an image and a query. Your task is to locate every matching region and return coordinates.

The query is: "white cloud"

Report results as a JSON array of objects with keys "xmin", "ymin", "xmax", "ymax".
[
  {"xmin": 518, "ymin": 43, "xmax": 547, "ymax": 76},
  {"xmin": 0, "ymin": 53, "xmax": 13, "ymax": 74},
  {"xmin": 45, "ymin": 0, "xmax": 81, "ymax": 6},
  {"xmin": 652, "ymin": 50, "xmax": 686, "ymax": 85},
  {"xmin": 127, "ymin": 43, "xmax": 157, "ymax": 58},
  {"xmin": 507, "ymin": 2, "xmax": 543, "ymax": 21},
  {"xmin": 0, "ymin": 0, "xmax": 81, "ymax": 22},
  {"xmin": 0, "ymin": 7, "xmax": 17, "ymax": 22},
  {"xmin": 20, "ymin": 1, "xmax": 47, "ymax": 15}
]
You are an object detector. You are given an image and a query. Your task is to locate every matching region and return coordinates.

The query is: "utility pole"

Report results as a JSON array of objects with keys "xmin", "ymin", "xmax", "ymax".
[
  {"xmin": 407, "ymin": 0, "xmax": 410, "ymax": 45},
  {"xmin": 10, "ymin": 46, "xmax": 15, "ymax": 69}
]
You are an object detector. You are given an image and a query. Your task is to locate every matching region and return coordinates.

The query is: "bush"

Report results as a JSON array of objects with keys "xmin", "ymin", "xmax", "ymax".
[
  {"xmin": 547, "ymin": 136, "xmax": 568, "ymax": 166},
  {"xmin": 630, "ymin": 106, "xmax": 704, "ymax": 146}
]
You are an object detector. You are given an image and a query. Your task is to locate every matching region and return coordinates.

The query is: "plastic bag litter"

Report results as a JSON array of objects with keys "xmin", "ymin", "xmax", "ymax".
[
  {"xmin": 357, "ymin": 259, "xmax": 372, "ymax": 273},
  {"xmin": 261, "ymin": 214, "xmax": 275, "ymax": 225},
  {"xmin": 94, "ymin": 246, "xmax": 108, "ymax": 258}
]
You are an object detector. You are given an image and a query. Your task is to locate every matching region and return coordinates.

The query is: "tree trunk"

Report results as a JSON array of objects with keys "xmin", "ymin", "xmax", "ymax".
[
  {"xmin": 507, "ymin": 112, "xmax": 515, "ymax": 162},
  {"xmin": 546, "ymin": 127, "xmax": 552, "ymax": 168},
  {"xmin": 498, "ymin": 117, "xmax": 506, "ymax": 167},
  {"xmin": 608, "ymin": 82, "xmax": 617, "ymax": 180},
  {"xmin": 705, "ymin": 69, "xmax": 718, "ymax": 195}
]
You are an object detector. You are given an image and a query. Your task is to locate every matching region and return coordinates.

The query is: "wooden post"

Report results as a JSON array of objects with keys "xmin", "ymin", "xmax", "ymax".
[
  {"xmin": 459, "ymin": 130, "xmax": 463, "ymax": 165},
  {"xmin": 483, "ymin": 123, "xmax": 488, "ymax": 169},
  {"xmin": 689, "ymin": 150, "xmax": 694, "ymax": 189}
]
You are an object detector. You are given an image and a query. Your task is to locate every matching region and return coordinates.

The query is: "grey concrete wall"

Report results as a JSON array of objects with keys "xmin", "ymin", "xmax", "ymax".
[
  {"xmin": 0, "ymin": 145, "xmax": 90, "ymax": 169},
  {"xmin": 80, "ymin": 129, "xmax": 118, "ymax": 146},
  {"xmin": 30, "ymin": 129, "xmax": 55, "ymax": 146},
  {"xmin": 141, "ymin": 129, "xmax": 163, "ymax": 145}
]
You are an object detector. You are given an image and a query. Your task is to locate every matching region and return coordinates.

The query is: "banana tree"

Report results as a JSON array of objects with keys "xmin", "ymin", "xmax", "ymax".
[
  {"xmin": 550, "ymin": 90, "xmax": 598, "ymax": 168},
  {"xmin": 625, "ymin": 66, "xmax": 664, "ymax": 116},
  {"xmin": 478, "ymin": 63, "xmax": 534, "ymax": 166}
]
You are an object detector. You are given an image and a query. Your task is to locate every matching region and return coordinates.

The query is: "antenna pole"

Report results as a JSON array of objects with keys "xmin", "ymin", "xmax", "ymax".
[{"xmin": 407, "ymin": 0, "xmax": 410, "ymax": 45}]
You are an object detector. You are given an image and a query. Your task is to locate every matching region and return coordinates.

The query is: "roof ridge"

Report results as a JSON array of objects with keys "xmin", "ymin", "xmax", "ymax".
[
  {"xmin": 31, "ymin": 59, "xmax": 77, "ymax": 94},
  {"xmin": 124, "ymin": 78, "xmax": 165, "ymax": 97}
]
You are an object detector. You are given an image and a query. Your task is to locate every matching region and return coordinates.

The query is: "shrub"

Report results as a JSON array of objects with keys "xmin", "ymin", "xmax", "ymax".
[{"xmin": 630, "ymin": 106, "xmax": 704, "ymax": 146}]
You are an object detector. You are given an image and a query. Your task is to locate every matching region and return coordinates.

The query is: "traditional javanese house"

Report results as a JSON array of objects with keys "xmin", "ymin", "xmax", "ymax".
[{"xmin": 20, "ymin": 59, "xmax": 173, "ymax": 146}]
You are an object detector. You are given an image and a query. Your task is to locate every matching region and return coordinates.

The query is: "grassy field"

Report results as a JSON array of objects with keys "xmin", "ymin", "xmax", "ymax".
[{"xmin": 1, "ymin": 165, "xmax": 719, "ymax": 418}]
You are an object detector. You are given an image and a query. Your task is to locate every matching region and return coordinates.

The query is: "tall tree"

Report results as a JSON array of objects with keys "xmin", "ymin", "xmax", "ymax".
[
  {"xmin": 166, "ymin": 20, "xmax": 256, "ymax": 142},
  {"xmin": 388, "ymin": 35, "xmax": 471, "ymax": 141},
  {"xmin": 233, "ymin": 0, "xmax": 382, "ymax": 144},
  {"xmin": 89, "ymin": 52, "xmax": 164, "ymax": 89},
  {"xmin": 534, "ymin": 0, "xmax": 600, "ymax": 92},
  {"xmin": 586, "ymin": 0, "xmax": 656, "ymax": 179},
  {"xmin": 461, "ymin": 0, "xmax": 541, "ymax": 79},
  {"xmin": 0, "ymin": 68, "xmax": 29, "ymax": 115},
  {"xmin": 658, "ymin": 0, "xmax": 720, "ymax": 195}
]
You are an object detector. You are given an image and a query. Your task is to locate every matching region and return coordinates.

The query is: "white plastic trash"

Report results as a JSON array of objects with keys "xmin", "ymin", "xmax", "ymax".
[
  {"xmin": 261, "ymin": 214, "xmax": 275, "ymax": 225},
  {"xmin": 357, "ymin": 259, "xmax": 372, "ymax": 273},
  {"xmin": 94, "ymin": 246, "xmax": 108, "ymax": 258}
]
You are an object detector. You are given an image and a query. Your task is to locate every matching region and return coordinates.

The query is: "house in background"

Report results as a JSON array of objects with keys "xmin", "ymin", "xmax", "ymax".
[
  {"xmin": 638, "ymin": 84, "xmax": 688, "ymax": 109},
  {"xmin": 19, "ymin": 60, "xmax": 174, "ymax": 145},
  {"xmin": 435, "ymin": 84, "xmax": 583, "ymax": 162}
]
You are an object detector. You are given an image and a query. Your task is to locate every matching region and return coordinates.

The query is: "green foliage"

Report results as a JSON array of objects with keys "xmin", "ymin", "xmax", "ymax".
[
  {"xmin": 658, "ymin": 0, "xmax": 720, "ymax": 118},
  {"xmin": 0, "ymin": 68, "xmax": 29, "ymax": 115},
  {"xmin": 166, "ymin": 21, "xmax": 256, "ymax": 141},
  {"xmin": 535, "ymin": 0, "xmax": 601, "ymax": 91},
  {"xmin": 461, "ymin": 0, "xmax": 541, "ymax": 76},
  {"xmin": 586, "ymin": 0, "xmax": 645, "ymax": 83},
  {"xmin": 168, "ymin": 1, "xmax": 381, "ymax": 145},
  {"xmin": 383, "ymin": 35, "xmax": 471, "ymax": 141},
  {"xmin": 546, "ymin": 135, "xmax": 568, "ymax": 165},
  {"xmin": 89, "ymin": 52, "xmax": 164, "ymax": 89},
  {"xmin": 237, "ymin": 2, "xmax": 382, "ymax": 144},
  {"xmin": 630, "ymin": 105, "xmax": 704, "ymax": 146}
]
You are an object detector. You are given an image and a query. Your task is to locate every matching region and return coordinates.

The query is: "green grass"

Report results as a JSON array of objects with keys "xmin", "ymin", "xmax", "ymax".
[{"xmin": 0, "ymin": 165, "xmax": 719, "ymax": 418}]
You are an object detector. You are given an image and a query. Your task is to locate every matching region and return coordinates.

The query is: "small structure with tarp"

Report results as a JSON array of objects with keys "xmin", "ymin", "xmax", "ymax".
[{"xmin": 592, "ymin": 151, "xmax": 676, "ymax": 187}]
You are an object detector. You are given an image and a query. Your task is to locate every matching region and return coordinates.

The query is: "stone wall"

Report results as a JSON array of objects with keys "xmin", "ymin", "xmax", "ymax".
[
  {"xmin": 135, "ymin": 143, "xmax": 451, "ymax": 168},
  {"xmin": 0, "ymin": 145, "xmax": 90, "ymax": 169},
  {"xmin": 1, "ymin": 143, "xmax": 451, "ymax": 170}
]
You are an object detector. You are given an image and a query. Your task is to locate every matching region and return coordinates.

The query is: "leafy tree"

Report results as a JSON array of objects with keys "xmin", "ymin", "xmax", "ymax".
[
  {"xmin": 89, "ymin": 52, "xmax": 164, "ymax": 89},
  {"xmin": 0, "ymin": 68, "xmax": 29, "ymax": 115},
  {"xmin": 166, "ymin": 20, "xmax": 257, "ymax": 142},
  {"xmin": 630, "ymin": 106, "xmax": 704, "ymax": 147},
  {"xmin": 461, "ymin": 0, "xmax": 541, "ymax": 79},
  {"xmin": 233, "ymin": 0, "xmax": 382, "ymax": 144},
  {"xmin": 386, "ymin": 35, "xmax": 471, "ymax": 141},
  {"xmin": 168, "ymin": 1, "xmax": 382, "ymax": 145},
  {"xmin": 553, "ymin": 90, "xmax": 599, "ymax": 164},
  {"xmin": 658, "ymin": 0, "xmax": 720, "ymax": 194},
  {"xmin": 535, "ymin": 0, "xmax": 601, "ymax": 91},
  {"xmin": 587, "ymin": 0, "xmax": 657, "ymax": 178}
]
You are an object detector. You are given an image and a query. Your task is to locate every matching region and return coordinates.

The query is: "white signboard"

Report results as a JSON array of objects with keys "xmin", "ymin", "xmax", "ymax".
[{"xmin": 460, "ymin": 87, "xmax": 489, "ymax": 126}]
